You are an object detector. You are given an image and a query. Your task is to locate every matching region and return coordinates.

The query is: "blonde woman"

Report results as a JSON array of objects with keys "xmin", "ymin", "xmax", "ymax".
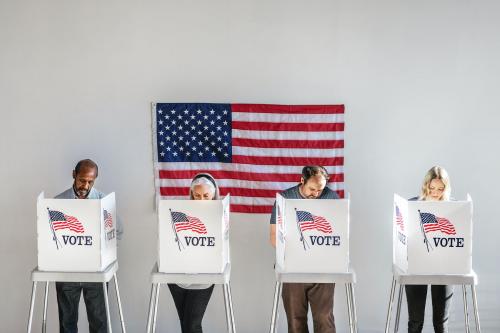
[
  {"xmin": 406, "ymin": 166, "xmax": 453, "ymax": 333},
  {"xmin": 168, "ymin": 173, "xmax": 219, "ymax": 333}
]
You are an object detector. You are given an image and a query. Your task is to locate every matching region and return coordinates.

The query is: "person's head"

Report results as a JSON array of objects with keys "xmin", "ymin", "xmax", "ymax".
[
  {"xmin": 299, "ymin": 165, "xmax": 330, "ymax": 199},
  {"xmin": 189, "ymin": 173, "xmax": 219, "ymax": 200},
  {"xmin": 72, "ymin": 159, "xmax": 98, "ymax": 199},
  {"xmin": 419, "ymin": 166, "xmax": 451, "ymax": 201}
]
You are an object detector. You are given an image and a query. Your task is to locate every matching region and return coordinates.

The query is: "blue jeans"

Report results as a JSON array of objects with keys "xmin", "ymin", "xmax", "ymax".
[
  {"xmin": 56, "ymin": 282, "xmax": 108, "ymax": 333},
  {"xmin": 405, "ymin": 285, "xmax": 453, "ymax": 333},
  {"xmin": 168, "ymin": 284, "xmax": 214, "ymax": 333}
]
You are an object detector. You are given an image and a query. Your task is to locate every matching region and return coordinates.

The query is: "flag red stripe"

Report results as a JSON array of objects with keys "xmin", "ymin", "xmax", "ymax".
[
  {"xmin": 232, "ymin": 121, "xmax": 344, "ymax": 132},
  {"xmin": 160, "ymin": 188, "xmax": 345, "ymax": 200},
  {"xmin": 232, "ymin": 138, "xmax": 344, "ymax": 149},
  {"xmin": 158, "ymin": 170, "xmax": 344, "ymax": 183},
  {"xmin": 230, "ymin": 204, "xmax": 272, "ymax": 214},
  {"xmin": 231, "ymin": 155, "xmax": 344, "ymax": 166},
  {"xmin": 232, "ymin": 104, "xmax": 345, "ymax": 114}
]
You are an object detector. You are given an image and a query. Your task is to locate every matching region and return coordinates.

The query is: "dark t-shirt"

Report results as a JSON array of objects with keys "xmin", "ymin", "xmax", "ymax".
[{"xmin": 269, "ymin": 184, "xmax": 339, "ymax": 224}]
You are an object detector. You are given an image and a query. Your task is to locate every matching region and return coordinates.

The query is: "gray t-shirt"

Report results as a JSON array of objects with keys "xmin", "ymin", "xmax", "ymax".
[{"xmin": 269, "ymin": 184, "xmax": 339, "ymax": 224}]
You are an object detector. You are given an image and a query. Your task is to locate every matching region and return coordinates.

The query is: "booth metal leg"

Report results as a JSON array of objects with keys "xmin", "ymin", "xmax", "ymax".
[
  {"xmin": 222, "ymin": 283, "xmax": 232, "ymax": 333},
  {"xmin": 227, "ymin": 282, "xmax": 236, "ymax": 333},
  {"xmin": 463, "ymin": 285, "xmax": 471, "ymax": 333},
  {"xmin": 103, "ymin": 282, "xmax": 112, "ymax": 333},
  {"xmin": 42, "ymin": 282, "xmax": 49, "ymax": 333},
  {"xmin": 113, "ymin": 274, "xmax": 126, "ymax": 333},
  {"xmin": 152, "ymin": 284, "xmax": 161, "ymax": 333},
  {"xmin": 27, "ymin": 281, "xmax": 37, "ymax": 333},
  {"xmin": 349, "ymin": 283, "xmax": 359, "ymax": 333},
  {"xmin": 471, "ymin": 285, "xmax": 481, "ymax": 333},
  {"xmin": 345, "ymin": 284, "xmax": 353, "ymax": 333},
  {"xmin": 394, "ymin": 285, "xmax": 403, "ymax": 333},
  {"xmin": 269, "ymin": 281, "xmax": 282, "ymax": 333},
  {"xmin": 146, "ymin": 284, "xmax": 156, "ymax": 333},
  {"xmin": 385, "ymin": 277, "xmax": 397, "ymax": 333}
]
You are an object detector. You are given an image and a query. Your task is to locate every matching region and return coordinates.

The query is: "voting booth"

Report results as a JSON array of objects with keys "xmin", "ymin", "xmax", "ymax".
[
  {"xmin": 36, "ymin": 192, "xmax": 117, "ymax": 272},
  {"xmin": 393, "ymin": 194, "xmax": 473, "ymax": 275},
  {"xmin": 158, "ymin": 195, "xmax": 230, "ymax": 274},
  {"xmin": 275, "ymin": 194, "xmax": 350, "ymax": 273}
]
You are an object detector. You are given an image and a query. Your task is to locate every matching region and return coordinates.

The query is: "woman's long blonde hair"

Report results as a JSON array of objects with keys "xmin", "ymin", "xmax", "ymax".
[{"xmin": 419, "ymin": 166, "xmax": 451, "ymax": 201}]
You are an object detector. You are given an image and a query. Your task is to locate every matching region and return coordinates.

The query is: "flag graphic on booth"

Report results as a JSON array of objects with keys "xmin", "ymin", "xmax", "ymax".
[
  {"xmin": 153, "ymin": 103, "xmax": 345, "ymax": 214},
  {"xmin": 169, "ymin": 210, "xmax": 208, "ymax": 251},
  {"xmin": 48, "ymin": 209, "xmax": 85, "ymax": 233},
  {"xmin": 395, "ymin": 205, "xmax": 405, "ymax": 232},
  {"xmin": 296, "ymin": 210, "xmax": 333, "ymax": 233},
  {"xmin": 295, "ymin": 210, "xmax": 333, "ymax": 250},
  {"xmin": 419, "ymin": 211, "xmax": 456, "ymax": 235},
  {"xmin": 47, "ymin": 209, "xmax": 85, "ymax": 250},
  {"xmin": 103, "ymin": 209, "xmax": 113, "ymax": 229}
]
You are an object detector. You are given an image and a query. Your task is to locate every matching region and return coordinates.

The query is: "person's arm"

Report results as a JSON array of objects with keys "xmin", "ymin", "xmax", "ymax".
[
  {"xmin": 269, "ymin": 201, "xmax": 277, "ymax": 247},
  {"xmin": 270, "ymin": 224, "xmax": 276, "ymax": 248}
]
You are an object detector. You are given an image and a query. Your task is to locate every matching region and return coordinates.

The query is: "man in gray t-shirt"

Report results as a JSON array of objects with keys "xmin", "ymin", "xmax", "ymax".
[
  {"xmin": 269, "ymin": 166, "xmax": 339, "ymax": 333},
  {"xmin": 55, "ymin": 159, "xmax": 117, "ymax": 333}
]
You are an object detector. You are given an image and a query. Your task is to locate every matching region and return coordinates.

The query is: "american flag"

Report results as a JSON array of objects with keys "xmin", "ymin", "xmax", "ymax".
[
  {"xmin": 153, "ymin": 103, "xmax": 344, "ymax": 214},
  {"xmin": 103, "ymin": 209, "xmax": 113, "ymax": 229},
  {"xmin": 170, "ymin": 211, "xmax": 208, "ymax": 234},
  {"xmin": 296, "ymin": 210, "xmax": 333, "ymax": 233},
  {"xmin": 395, "ymin": 205, "xmax": 405, "ymax": 232},
  {"xmin": 48, "ymin": 209, "xmax": 85, "ymax": 233},
  {"xmin": 419, "ymin": 212, "xmax": 456, "ymax": 235}
]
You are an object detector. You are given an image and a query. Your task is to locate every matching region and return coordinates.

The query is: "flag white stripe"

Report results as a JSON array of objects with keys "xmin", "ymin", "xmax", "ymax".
[
  {"xmin": 232, "ymin": 130, "xmax": 344, "ymax": 140},
  {"xmin": 160, "ymin": 192, "xmax": 344, "ymax": 206},
  {"xmin": 232, "ymin": 146, "xmax": 343, "ymax": 157},
  {"xmin": 156, "ymin": 162, "xmax": 344, "ymax": 174},
  {"xmin": 232, "ymin": 112, "xmax": 344, "ymax": 123},
  {"xmin": 157, "ymin": 179, "xmax": 345, "ymax": 191}
]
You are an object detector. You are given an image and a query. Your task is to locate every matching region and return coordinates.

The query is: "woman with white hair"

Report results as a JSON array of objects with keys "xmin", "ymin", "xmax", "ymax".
[
  {"xmin": 406, "ymin": 166, "xmax": 453, "ymax": 333},
  {"xmin": 168, "ymin": 173, "xmax": 219, "ymax": 333}
]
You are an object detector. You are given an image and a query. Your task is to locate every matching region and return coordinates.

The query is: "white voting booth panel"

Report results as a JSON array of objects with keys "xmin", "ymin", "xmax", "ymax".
[
  {"xmin": 37, "ymin": 192, "xmax": 117, "ymax": 272},
  {"xmin": 158, "ymin": 195, "xmax": 230, "ymax": 274},
  {"xmin": 276, "ymin": 194, "xmax": 349, "ymax": 273},
  {"xmin": 393, "ymin": 194, "xmax": 473, "ymax": 275}
]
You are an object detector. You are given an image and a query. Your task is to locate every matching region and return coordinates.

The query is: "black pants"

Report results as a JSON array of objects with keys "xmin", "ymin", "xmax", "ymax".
[
  {"xmin": 56, "ymin": 282, "xmax": 108, "ymax": 333},
  {"xmin": 405, "ymin": 285, "xmax": 453, "ymax": 333},
  {"xmin": 168, "ymin": 284, "xmax": 214, "ymax": 333}
]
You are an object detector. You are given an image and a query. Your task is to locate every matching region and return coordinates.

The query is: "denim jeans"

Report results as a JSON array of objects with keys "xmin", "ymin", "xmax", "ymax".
[
  {"xmin": 56, "ymin": 282, "xmax": 108, "ymax": 333},
  {"xmin": 405, "ymin": 284, "xmax": 453, "ymax": 333},
  {"xmin": 168, "ymin": 284, "xmax": 214, "ymax": 333}
]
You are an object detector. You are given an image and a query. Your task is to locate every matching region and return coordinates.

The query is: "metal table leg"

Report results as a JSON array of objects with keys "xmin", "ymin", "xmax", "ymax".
[
  {"xmin": 27, "ymin": 281, "xmax": 37, "ymax": 333},
  {"xmin": 223, "ymin": 283, "xmax": 232, "ymax": 333},
  {"xmin": 146, "ymin": 284, "xmax": 156, "ymax": 333},
  {"xmin": 349, "ymin": 283, "xmax": 359, "ymax": 333},
  {"xmin": 394, "ymin": 285, "xmax": 403, "ymax": 333},
  {"xmin": 346, "ymin": 284, "xmax": 353, "ymax": 333},
  {"xmin": 471, "ymin": 285, "xmax": 481, "ymax": 333},
  {"xmin": 152, "ymin": 284, "xmax": 160, "ymax": 333},
  {"xmin": 227, "ymin": 282, "xmax": 236, "ymax": 333},
  {"xmin": 103, "ymin": 282, "xmax": 113, "ymax": 333},
  {"xmin": 385, "ymin": 277, "xmax": 397, "ymax": 333},
  {"xmin": 269, "ymin": 281, "xmax": 282, "ymax": 333},
  {"xmin": 42, "ymin": 282, "xmax": 49, "ymax": 333},
  {"xmin": 113, "ymin": 274, "xmax": 126, "ymax": 333},
  {"xmin": 463, "ymin": 285, "xmax": 471, "ymax": 333}
]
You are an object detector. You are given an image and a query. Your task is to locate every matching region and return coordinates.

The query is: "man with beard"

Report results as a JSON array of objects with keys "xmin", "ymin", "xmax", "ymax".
[
  {"xmin": 55, "ymin": 159, "xmax": 121, "ymax": 333},
  {"xmin": 270, "ymin": 165, "xmax": 339, "ymax": 333}
]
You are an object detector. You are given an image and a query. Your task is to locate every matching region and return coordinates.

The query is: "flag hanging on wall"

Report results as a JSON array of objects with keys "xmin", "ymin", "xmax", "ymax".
[{"xmin": 152, "ymin": 103, "xmax": 345, "ymax": 214}]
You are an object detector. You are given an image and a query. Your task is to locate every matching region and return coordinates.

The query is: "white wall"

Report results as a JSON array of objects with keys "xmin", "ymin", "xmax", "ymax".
[{"xmin": 1, "ymin": 0, "xmax": 500, "ymax": 332}]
